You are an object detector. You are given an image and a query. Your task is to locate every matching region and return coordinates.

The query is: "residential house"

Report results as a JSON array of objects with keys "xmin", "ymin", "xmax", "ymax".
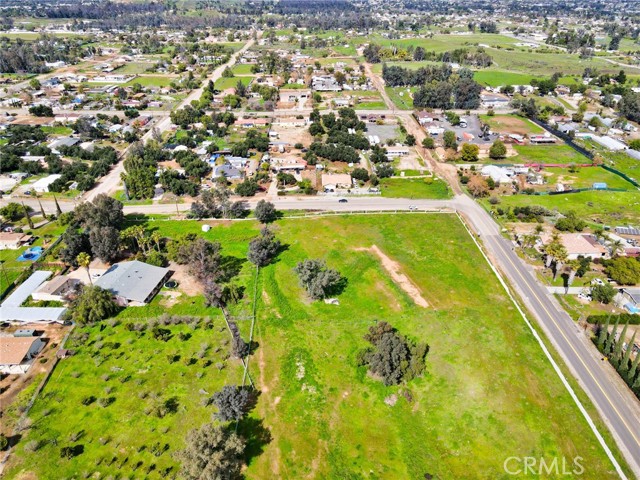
[
  {"xmin": 539, "ymin": 233, "xmax": 608, "ymax": 260},
  {"xmin": 322, "ymin": 173, "xmax": 352, "ymax": 191},
  {"xmin": 32, "ymin": 276, "xmax": 80, "ymax": 302},
  {"xmin": 0, "ymin": 336, "xmax": 45, "ymax": 374},
  {"xmin": 0, "ymin": 232, "xmax": 32, "ymax": 250},
  {"xmin": 94, "ymin": 260, "xmax": 171, "ymax": 306}
]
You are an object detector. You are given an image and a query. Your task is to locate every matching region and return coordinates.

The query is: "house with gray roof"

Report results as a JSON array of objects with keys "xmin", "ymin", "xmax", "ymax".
[{"xmin": 94, "ymin": 260, "xmax": 170, "ymax": 306}]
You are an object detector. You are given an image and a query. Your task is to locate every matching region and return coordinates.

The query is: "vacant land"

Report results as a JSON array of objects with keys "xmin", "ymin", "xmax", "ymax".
[
  {"xmin": 486, "ymin": 191, "xmax": 640, "ymax": 224},
  {"xmin": 379, "ymin": 177, "xmax": 451, "ymax": 199},
  {"xmin": 5, "ymin": 215, "xmax": 631, "ymax": 479},
  {"xmin": 538, "ymin": 166, "xmax": 635, "ymax": 191},
  {"xmin": 511, "ymin": 144, "xmax": 590, "ymax": 164},
  {"xmin": 479, "ymin": 114, "xmax": 545, "ymax": 136}
]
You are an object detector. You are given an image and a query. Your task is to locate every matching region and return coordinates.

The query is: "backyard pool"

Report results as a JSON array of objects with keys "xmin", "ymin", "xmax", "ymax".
[{"xmin": 17, "ymin": 246, "xmax": 43, "ymax": 262}]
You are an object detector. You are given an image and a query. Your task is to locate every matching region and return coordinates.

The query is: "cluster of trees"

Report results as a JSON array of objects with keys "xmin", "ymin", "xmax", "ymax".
[
  {"xmin": 546, "ymin": 30, "xmax": 595, "ymax": 53},
  {"xmin": 412, "ymin": 77, "xmax": 483, "ymax": 110},
  {"xmin": 229, "ymin": 128, "xmax": 269, "ymax": 157},
  {"xmin": 604, "ymin": 257, "xmax": 640, "ymax": 285},
  {"xmin": 59, "ymin": 195, "xmax": 125, "ymax": 266},
  {"xmin": 307, "ymin": 108, "xmax": 369, "ymax": 165},
  {"xmin": 49, "ymin": 145, "xmax": 119, "ymax": 193},
  {"xmin": 121, "ymin": 141, "xmax": 166, "ymax": 199},
  {"xmin": 357, "ymin": 321, "xmax": 429, "ymax": 386},
  {"xmin": 0, "ymin": 35, "xmax": 92, "ymax": 73},
  {"xmin": 294, "ymin": 259, "xmax": 345, "ymax": 300},
  {"xmin": 189, "ymin": 187, "xmax": 248, "ymax": 220},
  {"xmin": 382, "ymin": 63, "xmax": 454, "ymax": 87},
  {"xmin": 366, "ymin": 45, "xmax": 491, "ymax": 68},
  {"xmin": 594, "ymin": 320, "xmax": 640, "ymax": 399},
  {"xmin": 554, "ymin": 212, "xmax": 586, "ymax": 232}
]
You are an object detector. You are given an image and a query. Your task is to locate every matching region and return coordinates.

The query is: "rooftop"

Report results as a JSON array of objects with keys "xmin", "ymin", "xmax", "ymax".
[
  {"xmin": 94, "ymin": 260, "xmax": 169, "ymax": 304},
  {"xmin": 0, "ymin": 336, "xmax": 42, "ymax": 365}
]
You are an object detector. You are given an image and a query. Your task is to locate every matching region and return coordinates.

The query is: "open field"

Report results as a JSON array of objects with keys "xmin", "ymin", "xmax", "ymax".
[
  {"xmin": 385, "ymin": 86, "xmax": 415, "ymax": 110},
  {"xmin": 125, "ymin": 76, "xmax": 174, "ymax": 87},
  {"xmin": 536, "ymin": 166, "xmax": 636, "ymax": 191},
  {"xmin": 511, "ymin": 144, "xmax": 590, "ymax": 164},
  {"xmin": 473, "ymin": 69, "xmax": 540, "ymax": 87},
  {"xmin": 479, "ymin": 114, "xmax": 545, "ymax": 135},
  {"xmin": 231, "ymin": 63, "xmax": 256, "ymax": 75},
  {"xmin": 215, "ymin": 76, "xmax": 252, "ymax": 91},
  {"xmin": 485, "ymin": 190, "xmax": 640, "ymax": 224},
  {"xmin": 5, "ymin": 214, "xmax": 630, "ymax": 478},
  {"xmin": 379, "ymin": 177, "xmax": 451, "ymax": 199}
]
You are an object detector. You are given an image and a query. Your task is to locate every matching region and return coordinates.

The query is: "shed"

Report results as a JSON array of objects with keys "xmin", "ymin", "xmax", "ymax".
[
  {"xmin": 0, "ymin": 336, "xmax": 45, "ymax": 374},
  {"xmin": 14, "ymin": 329, "xmax": 37, "ymax": 337}
]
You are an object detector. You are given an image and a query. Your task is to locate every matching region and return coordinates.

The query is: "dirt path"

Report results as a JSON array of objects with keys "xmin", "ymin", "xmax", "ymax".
[{"xmin": 357, "ymin": 245, "xmax": 429, "ymax": 307}]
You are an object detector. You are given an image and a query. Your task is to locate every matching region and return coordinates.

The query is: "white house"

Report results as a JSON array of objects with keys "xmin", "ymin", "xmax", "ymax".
[{"xmin": 32, "ymin": 174, "xmax": 62, "ymax": 193}]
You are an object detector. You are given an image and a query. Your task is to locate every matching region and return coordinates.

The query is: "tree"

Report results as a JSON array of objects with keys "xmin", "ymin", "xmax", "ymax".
[
  {"xmin": 591, "ymin": 283, "xmax": 616, "ymax": 304},
  {"xmin": 76, "ymin": 252, "xmax": 92, "ymax": 285},
  {"xmin": 89, "ymin": 226, "xmax": 120, "ymax": 263},
  {"xmin": 29, "ymin": 105, "xmax": 53, "ymax": 117},
  {"xmin": 605, "ymin": 257, "xmax": 640, "ymax": 285},
  {"xmin": 405, "ymin": 134, "xmax": 416, "ymax": 146},
  {"xmin": 294, "ymin": 259, "xmax": 344, "ymax": 300},
  {"xmin": 211, "ymin": 386, "xmax": 252, "ymax": 422},
  {"xmin": 177, "ymin": 424, "xmax": 245, "ymax": 480},
  {"xmin": 235, "ymin": 179, "xmax": 259, "ymax": 197},
  {"xmin": 74, "ymin": 194, "xmax": 124, "ymax": 230},
  {"xmin": 204, "ymin": 280, "xmax": 226, "ymax": 309},
  {"xmin": 443, "ymin": 130, "xmax": 457, "ymax": 150},
  {"xmin": 69, "ymin": 285, "xmax": 118, "ymax": 324},
  {"xmin": 247, "ymin": 227, "xmax": 281, "ymax": 267},
  {"xmin": 0, "ymin": 434, "xmax": 8, "ymax": 451},
  {"xmin": 351, "ymin": 167, "xmax": 370, "ymax": 182},
  {"xmin": 247, "ymin": 199, "xmax": 275, "ymax": 224},
  {"xmin": 460, "ymin": 143, "xmax": 479, "ymax": 162},
  {"xmin": 359, "ymin": 321, "xmax": 429, "ymax": 386},
  {"xmin": 183, "ymin": 238, "xmax": 224, "ymax": 283},
  {"xmin": 376, "ymin": 163, "xmax": 394, "ymax": 178},
  {"xmin": 489, "ymin": 140, "xmax": 507, "ymax": 159},
  {"xmin": 422, "ymin": 137, "xmax": 435, "ymax": 149},
  {"xmin": 629, "ymin": 139, "xmax": 640, "ymax": 151},
  {"xmin": 60, "ymin": 228, "xmax": 90, "ymax": 266},
  {"xmin": 467, "ymin": 176, "xmax": 489, "ymax": 197},
  {"xmin": 0, "ymin": 202, "xmax": 23, "ymax": 221}
]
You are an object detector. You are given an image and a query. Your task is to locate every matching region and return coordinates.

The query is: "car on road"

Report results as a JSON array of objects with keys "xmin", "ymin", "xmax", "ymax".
[
  {"xmin": 408, "ymin": 205, "xmax": 418, "ymax": 211},
  {"xmin": 338, "ymin": 198, "xmax": 348, "ymax": 203}
]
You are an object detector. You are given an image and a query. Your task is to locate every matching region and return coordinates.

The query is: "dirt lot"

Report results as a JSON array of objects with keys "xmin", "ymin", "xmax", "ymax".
[
  {"xmin": 269, "ymin": 125, "xmax": 312, "ymax": 147},
  {"xmin": 356, "ymin": 245, "xmax": 429, "ymax": 308},
  {"xmin": 0, "ymin": 323, "xmax": 69, "ymax": 435}
]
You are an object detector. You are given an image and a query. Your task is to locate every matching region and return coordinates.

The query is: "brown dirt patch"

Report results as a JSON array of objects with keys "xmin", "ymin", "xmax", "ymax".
[
  {"xmin": 167, "ymin": 262, "xmax": 202, "ymax": 296},
  {"xmin": 356, "ymin": 245, "xmax": 429, "ymax": 308}
]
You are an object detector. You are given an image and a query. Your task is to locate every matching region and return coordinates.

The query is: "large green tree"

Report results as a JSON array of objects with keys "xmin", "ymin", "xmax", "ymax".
[{"xmin": 69, "ymin": 285, "xmax": 118, "ymax": 324}]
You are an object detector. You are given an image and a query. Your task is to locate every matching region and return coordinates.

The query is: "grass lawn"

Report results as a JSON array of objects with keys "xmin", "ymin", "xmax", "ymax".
[
  {"xmin": 41, "ymin": 126, "xmax": 74, "ymax": 136},
  {"xmin": 114, "ymin": 62, "xmax": 155, "ymax": 75},
  {"xmin": 473, "ymin": 70, "xmax": 541, "ymax": 87},
  {"xmin": 215, "ymin": 76, "xmax": 252, "ymax": 91},
  {"xmin": 231, "ymin": 63, "xmax": 256, "ymax": 75},
  {"xmin": 385, "ymin": 86, "xmax": 414, "ymax": 110},
  {"xmin": 6, "ymin": 215, "xmax": 632, "ymax": 479},
  {"xmin": 511, "ymin": 144, "xmax": 591, "ymax": 164},
  {"xmin": 479, "ymin": 114, "xmax": 545, "ymax": 135},
  {"xmin": 125, "ymin": 76, "xmax": 174, "ymax": 88},
  {"xmin": 485, "ymin": 190, "xmax": 640, "ymax": 224},
  {"xmin": 379, "ymin": 177, "xmax": 451, "ymax": 199}
]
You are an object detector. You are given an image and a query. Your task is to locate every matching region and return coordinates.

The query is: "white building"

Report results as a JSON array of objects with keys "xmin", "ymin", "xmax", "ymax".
[{"xmin": 32, "ymin": 174, "xmax": 62, "ymax": 193}]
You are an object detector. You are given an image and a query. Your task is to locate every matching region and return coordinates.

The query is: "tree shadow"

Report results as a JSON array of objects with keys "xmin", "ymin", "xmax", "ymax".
[
  {"xmin": 326, "ymin": 276, "xmax": 349, "ymax": 297},
  {"xmin": 561, "ymin": 272, "xmax": 570, "ymax": 290},
  {"xmin": 237, "ymin": 417, "xmax": 272, "ymax": 465},
  {"xmin": 219, "ymin": 255, "xmax": 247, "ymax": 282}
]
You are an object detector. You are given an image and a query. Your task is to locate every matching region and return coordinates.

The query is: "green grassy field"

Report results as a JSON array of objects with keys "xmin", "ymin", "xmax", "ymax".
[
  {"xmin": 231, "ymin": 63, "xmax": 256, "ymax": 75},
  {"xmin": 473, "ymin": 70, "xmax": 540, "ymax": 87},
  {"xmin": 114, "ymin": 62, "xmax": 155, "ymax": 75},
  {"xmin": 215, "ymin": 76, "xmax": 252, "ymax": 91},
  {"xmin": 385, "ymin": 86, "xmax": 415, "ymax": 110},
  {"xmin": 125, "ymin": 76, "xmax": 174, "ymax": 88},
  {"xmin": 511, "ymin": 144, "xmax": 591, "ymax": 164},
  {"xmin": 379, "ymin": 177, "xmax": 451, "ymax": 199},
  {"xmin": 41, "ymin": 126, "xmax": 74, "ymax": 136},
  {"xmin": 486, "ymin": 190, "xmax": 640, "ymax": 224},
  {"xmin": 5, "ymin": 215, "xmax": 633, "ymax": 479}
]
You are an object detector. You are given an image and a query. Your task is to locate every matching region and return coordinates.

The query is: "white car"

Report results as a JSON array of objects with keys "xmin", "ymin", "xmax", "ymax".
[
  {"xmin": 591, "ymin": 278, "xmax": 605, "ymax": 286},
  {"xmin": 408, "ymin": 205, "xmax": 418, "ymax": 211}
]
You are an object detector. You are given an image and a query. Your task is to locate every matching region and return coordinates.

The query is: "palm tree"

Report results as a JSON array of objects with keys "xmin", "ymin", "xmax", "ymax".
[
  {"xmin": 77, "ymin": 252, "xmax": 92, "ymax": 285},
  {"xmin": 610, "ymin": 239, "xmax": 623, "ymax": 257},
  {"xmin": 544, "ymin": 233, "xmax": 568, "ymax": 279}
]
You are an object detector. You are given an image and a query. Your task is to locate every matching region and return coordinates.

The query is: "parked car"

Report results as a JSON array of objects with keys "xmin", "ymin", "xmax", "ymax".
[{"xmin": 338, "ymin": 198, "xmax": 348, "ymax": 203}]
